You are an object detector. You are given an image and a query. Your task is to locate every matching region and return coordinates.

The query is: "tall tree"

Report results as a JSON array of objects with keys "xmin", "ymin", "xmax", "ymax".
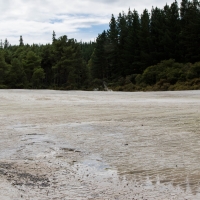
[
  {"xmin": 160, "ymin": 3, "xmax": 180, "ymax": 60},
  {"xmin": 107, "ymin": 14, "xmax": 119, "ymax": 78},
  {"xmin": 117, "ymin": 12, "xmax": 128, "ymax": 76},
  {"xmin": 0, "ymin": 51, "xmax": 9, "ymax": 86},
  {"xmin": 4, "ymin": 38, "xmax": 9, "ymax": 49},
  {"xmin": 180, "ymin": 0, "xmax": 200, "ymax": 62},
  {"xmin": 168, "ymin": 1, "xmax": 180, "ymax": 60},
  {"xmin": 52, "ymin": 35, "xmax": 87, "ymax": 88},
  {"xmin": 7, "ymin": 58, "xmax": 27, "ymax": 88},
  {"xmin": 123, "ymin": 9, "xmax": 141, "ymax": 75},
  {"xmin": 23, "ymin": 51, "xmax": 42, "ymax": 86},
  {"xmin": 139, "ymin": 9, "xmax": 151, "ymax": 70},
  {"xmin": 19, "ymin": 36, "xmax": 24, "ymax": 46},
  {"xmin": 0, "ymin": 40, "xmax": 3, "ymax": 49},
  {"xmin": 41, "ymin": 44, "xmax": 54, "ymax": 86},
  {"xmin": 149, "ymin": 7, "xmax": 165, "ymax": 64},
  {"xmin": 52, "ymin": 31, "xmax": 56, "ymax": 43},
  {"xmin": 91, "ymin": 31, "xmax": 109, "ymax": 80}
]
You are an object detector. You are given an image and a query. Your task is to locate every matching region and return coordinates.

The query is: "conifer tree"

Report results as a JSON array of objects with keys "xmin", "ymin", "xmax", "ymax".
[
  {"xmin": 91, "ymin": 31, "xmax": 109, "ymax": 79},
  {"xmin": 41, "ymin": 44, "xmax": 54, "ymax": 86},
  {"xmin": 139, "ymin": 9, "xmax": 151, "ymax": 70},
  {"xmin": 19, "ymin": 36, "xmax": 24, "ymax": 46},
  {"xmin": 7, "ymin": 58, "xmax": 27, "ymax": 88},
  {"xmin": 107, "ymin": 14, "xmax": 119, "ymax": 78},
  {"xmin": 117, "ymin": 12, "xmax": 128, "ymax": 76},
  {"xmin": 4, "ymin": 38, "xmax": 9, "ymax": 49},
  {"xmin": 23, "ymin": 51, "xmax": 42, "ymax": 86},
  {"xmin": 0, "ymin": 51, "xmax": 9, "ymax": 85},
  {"xmin": 52, "ymin": 31, "xmax": 56, "ymax": 43},
  {"xmin": 123, "ymin": 10, "xmax": 141, "ymax": 75},
  {"xmin": 149, "ymin": 7, "xmax": 165, "ymax": 64},
  {"xmin": 168, "ymin": 1, "xmax": 180, "ymax": 60},
  {"xmin": 180, "ymin": 0, "xmax": 200, "ymax": 62},
  {"xmin": 0, "ymin": 40, "xmax": 3, "ymax": 49}
]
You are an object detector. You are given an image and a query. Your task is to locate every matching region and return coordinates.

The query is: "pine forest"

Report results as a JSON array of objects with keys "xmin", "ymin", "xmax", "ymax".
[{"xmin": 1, "ymin": 0, "xmax": 200, "ymax": 91}]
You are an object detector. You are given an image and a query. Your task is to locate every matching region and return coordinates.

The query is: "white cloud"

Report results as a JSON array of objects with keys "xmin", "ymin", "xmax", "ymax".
[{"xmin": 0, "ymin": 0, "xmax": 179, "ymax": 45}]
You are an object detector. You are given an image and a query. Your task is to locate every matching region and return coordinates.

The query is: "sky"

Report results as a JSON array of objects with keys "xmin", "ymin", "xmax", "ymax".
[{"xmin": 0, "ymin": 0, "xmax": 178, "ymax": 45}]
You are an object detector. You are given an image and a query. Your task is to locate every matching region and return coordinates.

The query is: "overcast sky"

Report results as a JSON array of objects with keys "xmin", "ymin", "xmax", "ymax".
[{"xmin": 0, "ymin": 0, "xmax": 178, "ymax": 45}]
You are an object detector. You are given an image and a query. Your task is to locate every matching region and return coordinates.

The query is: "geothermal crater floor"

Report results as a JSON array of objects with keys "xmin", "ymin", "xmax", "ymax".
[{"xmin": 1, "ymin": 89, "xmax": 200, "ymax": 199}]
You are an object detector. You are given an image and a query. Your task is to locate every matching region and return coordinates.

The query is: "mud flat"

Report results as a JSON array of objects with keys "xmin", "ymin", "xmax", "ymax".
[{"xmin": 0, "ymin": 89, "xmax": 200, "ymax": 199}]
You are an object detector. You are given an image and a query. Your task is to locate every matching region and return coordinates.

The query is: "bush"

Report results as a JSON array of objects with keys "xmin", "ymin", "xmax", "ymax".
[
  {"xmin": 91, "ymin": 78, "xmax": 103, "ymax": 88},
  {"xmin": 0, "ymin": 84, "xmax": 7, "ymax": 89},
  {"xmin": 135, "ymin": 74, "xmax": 142, "ymax": 85}
]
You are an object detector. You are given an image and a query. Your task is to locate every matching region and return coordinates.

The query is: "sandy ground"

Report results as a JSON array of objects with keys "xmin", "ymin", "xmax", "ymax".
[{"xmin": 1, "ymin": 89, "xmax": 200, "ymax": 199}]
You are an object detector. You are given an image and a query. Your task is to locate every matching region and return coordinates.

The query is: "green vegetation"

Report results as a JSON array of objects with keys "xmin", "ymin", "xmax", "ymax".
[
  {"xmin": 0, "ymin": 35, "xmax": 90, "ymax": 90},
  {"xmin": 111, "ymin": 59, "xmax": 200, "ymax": 91},
  {"xmin": 1, "ymin": 0, "xmax": 200, "ymax": 91}
]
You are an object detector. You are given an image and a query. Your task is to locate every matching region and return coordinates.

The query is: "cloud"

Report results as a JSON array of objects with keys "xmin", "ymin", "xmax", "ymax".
[{"xmin": 0, "ymin": 0, "xmax": 178, "ymax": 45}]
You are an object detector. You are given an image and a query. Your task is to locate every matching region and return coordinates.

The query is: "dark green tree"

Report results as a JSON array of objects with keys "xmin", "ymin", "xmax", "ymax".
[
  {"xmin": 139, "ymin": 9, "xmax": 151, "ymax": 70},
  {"xmin": 149, "ymin": 7, "xmax": 165, "ymax": 64},
  {"xmin": 52, "ymin": 36, "xmax": 87, "ymax": 88},
  {"xmin": 180, "ymin": 0, "xmax": 200, "ymax": 62},
  {"xmin": 32, "ymin": 67, "xmax": 45, "ymax": 88},
  {"xmin": 0, "ymin": 51, "xmax": 9, "ymax": 86},
  {"xmin": 161, "ymin": 2, "xmax": 180, "ymax": 60},
  {"xmin": 123, "ymin": 9, "xmax": 141, "ymax": 75},
  {"xmin": 41, "ymin": 44, "xmax": 54, "ymax": 86},
  {"xmin": 80, "ymin": 41, "xmax": 95, "ymax": 64},
  {"xmin": 107, "ymin": 14, "xmax": 119, "ymax": 78},
  {"xmin": 7, "ymin": 58, "xmax": 27, "ymax": 88},
  {"xmin": 0, "ymin": 40, "xmax": 3, "ymax": 49},
  {"xmin": 4, "ymin": 38, "xmax": 9, "ymax": 49},
  {"xmin": 91, "ymin": 31, "xmax": 109, "ymax": 80},
  {"xmin": 117, "ymin": 12, "xmax": 128, "ymax": 76},
  {"xmin": 19, "ymin": 36, "xmax": 24, "ymax": 46},
  {"xmin": 52, "ymin": 30, "xmax": 56, "ymax": 43},
  {"xmin": 23, "ymin": 51, "xmax": 42, "ymax": 87}
]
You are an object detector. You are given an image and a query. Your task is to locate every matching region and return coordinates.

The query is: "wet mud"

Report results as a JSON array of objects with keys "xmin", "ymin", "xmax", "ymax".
[{"xmin": 0, "ymin": 89, "xmax": 200, "ymax": 199}]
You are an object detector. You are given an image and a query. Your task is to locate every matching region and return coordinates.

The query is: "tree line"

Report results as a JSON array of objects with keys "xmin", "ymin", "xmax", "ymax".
[
  {"xmin": 1, "ymin": 0, "xmax": 200, "ymax": 91},
  {"xmin": 0, "ymin": 33, "xmax": 92, "ymax": 89}
]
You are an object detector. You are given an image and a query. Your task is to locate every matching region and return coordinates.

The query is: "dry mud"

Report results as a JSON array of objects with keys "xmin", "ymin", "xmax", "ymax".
[{"xmin": 0, "ymin": 89, "xmax": 200, "ymax": 199}]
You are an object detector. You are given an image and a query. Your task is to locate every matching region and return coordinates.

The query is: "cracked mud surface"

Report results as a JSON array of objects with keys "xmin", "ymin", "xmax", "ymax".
[{"xmin": 0, "ymin": 89, "xmax": 200, "ymax": 199}]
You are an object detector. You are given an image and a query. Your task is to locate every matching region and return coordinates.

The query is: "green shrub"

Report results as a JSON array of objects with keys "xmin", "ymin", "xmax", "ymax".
[{"xmin": 0, "ymin": 84, "xmax": 7, "ymax": 89}]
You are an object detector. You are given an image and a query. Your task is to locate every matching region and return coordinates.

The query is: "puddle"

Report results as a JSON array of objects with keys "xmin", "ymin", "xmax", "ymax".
[
  {"xmin": 10, "ymin": 124, "xmax": 38, "ymax": 130},
  {"xmin": 82, "ymin": 155, "xmax": 111, "ymax": 172}
]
